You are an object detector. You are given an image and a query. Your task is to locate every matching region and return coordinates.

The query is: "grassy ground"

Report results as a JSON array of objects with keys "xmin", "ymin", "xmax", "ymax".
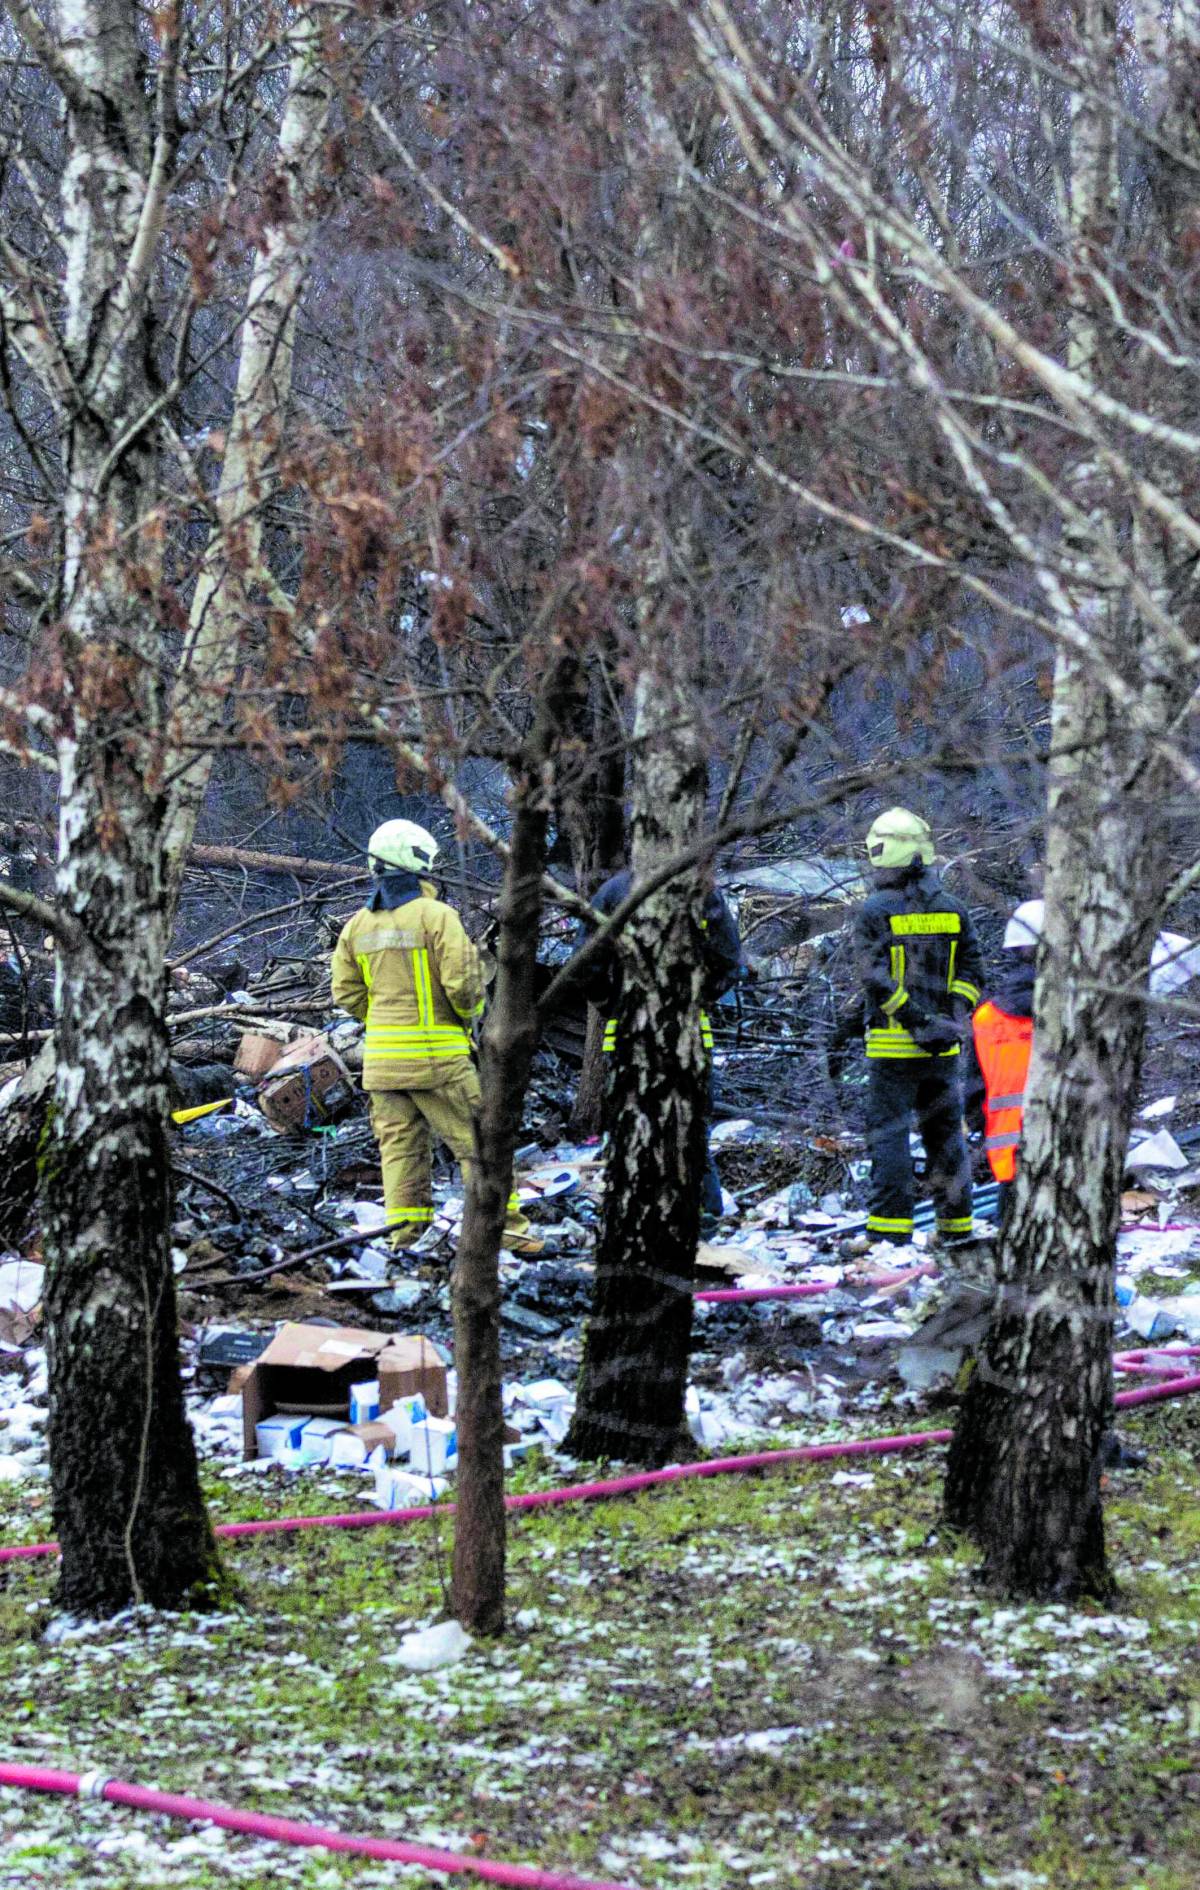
[{"xmin": 3, "ymin": 1398, "xmax": 1200, "ymax": 1889}]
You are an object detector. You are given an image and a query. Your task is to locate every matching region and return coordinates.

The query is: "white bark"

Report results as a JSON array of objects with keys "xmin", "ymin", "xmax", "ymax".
[
  {"xmin": 3, "ymin": 0, "xmax": 332, "ymax": 1614},
  {"xmin": 161, "ymin": 17, "xmax": 330, "ymax": 888}
]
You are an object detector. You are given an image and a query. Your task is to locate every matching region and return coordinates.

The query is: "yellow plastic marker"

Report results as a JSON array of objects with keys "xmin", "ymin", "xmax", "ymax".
[{"xmin": 170, "ymin": 1097, "xmax": 233, "ymax": 1127}]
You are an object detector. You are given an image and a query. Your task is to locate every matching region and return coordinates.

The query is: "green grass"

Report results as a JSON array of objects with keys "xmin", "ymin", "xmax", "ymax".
[{"xmin": 3, "ymin": 1404, "xmax": 1200, "ymax": 1885}]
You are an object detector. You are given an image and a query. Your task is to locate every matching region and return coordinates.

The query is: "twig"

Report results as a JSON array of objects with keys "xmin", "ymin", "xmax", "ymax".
[
  {"xmin": 172, "ymin": 1164, "xmax": 245, "ymax": 1221},
  {"xmin": 202, "ymin": 1219, "xmax": 412, "ymax": 1287}
]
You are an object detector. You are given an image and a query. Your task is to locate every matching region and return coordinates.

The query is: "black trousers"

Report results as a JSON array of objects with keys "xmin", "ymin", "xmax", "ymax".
[{"xmin": 865, "ymin": 1059, "xmax": 973, "ymax": 1242}]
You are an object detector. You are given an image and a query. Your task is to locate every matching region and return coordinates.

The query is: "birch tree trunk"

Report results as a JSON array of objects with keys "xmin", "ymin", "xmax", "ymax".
[
  {"xmin": 567, "ymin": 666, "xmax": 708, "ymax": 1467},
  {"xmin": 944, "ymin": 1, "xmax": 1194, "ymax": 1595},
  {"xmin": 36, "ymin": 0, "xmax": 223, "ymax": 1612},
  {"xmin": 943, "ymin": 650, "xmax": 1168, "ymax": 1595},
  {"xmin": 4, "ymin": 0, "xmax": 331, "ymax": 1614},
  {"xmin": 160, "ymin": 19, "xmax": 329, "ymax": 901}
]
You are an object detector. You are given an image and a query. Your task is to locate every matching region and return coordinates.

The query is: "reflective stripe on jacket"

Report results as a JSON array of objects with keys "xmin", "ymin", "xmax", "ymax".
[
  {"xmin": 603, "ymin": 1010, "xmax": 714, "ymax": 1054},
  {"xmin": 973, "ymin": 999, "xmax": 1033, "ymax": 1181},
  {"xmin": 331, "ymin": 892, "xmax": 484, "ymax": 1091}
]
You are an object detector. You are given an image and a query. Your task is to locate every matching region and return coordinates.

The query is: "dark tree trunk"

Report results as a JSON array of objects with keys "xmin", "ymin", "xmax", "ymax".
[
  {"xmin": 568, "ymin": 1004, "xmax": 608, "ymax": 1140},
  {"xmin": 46, "ymin": 793, "xmax": 224, "ymax": 1615},
  {"xmin": 562, "ymin": 659, "xmax": 626, "ymax": 1142},
  {"xmin": 453, "ymin": 660, "xmax": 579, "ymax": 1635},
  {"xmin": 559, "ymin": 655, "xmax": 626, "ymax": 896},
  {"xmin": 944, "ymin": 664, "xmax": 1167, "ymax": 1600},
  {"xmin": 567, "ymin": 671, "xmax": 708, "ymax": 1467}
]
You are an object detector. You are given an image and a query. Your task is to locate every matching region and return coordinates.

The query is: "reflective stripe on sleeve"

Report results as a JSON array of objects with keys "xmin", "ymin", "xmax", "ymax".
[{"xmin": 985, "ymin": 1130, "xmax": 1022, "ymax": 1151}]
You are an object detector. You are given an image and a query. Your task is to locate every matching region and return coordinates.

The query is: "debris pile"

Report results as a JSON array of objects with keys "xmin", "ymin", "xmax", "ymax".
[{"xmin": 2, "ymin": 918, "xmax": 1199, "ymax": 1486}]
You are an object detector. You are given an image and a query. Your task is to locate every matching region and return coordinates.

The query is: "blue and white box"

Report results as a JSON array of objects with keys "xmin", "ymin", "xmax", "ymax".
[
  {"xmin": 410, "ymin": 1415, "xmax": 457, "ymax": 1477},
  {"xmin": 379, "ymin": 1392, "xmax": 427, "ymax": 1459},
  {"xmin": 349, "ymin": 1378, "xmax": 381, "ymax": 1424},
  {"xmin": 255, "ymin": 1414, "xmax": 306, "ymax": 1460}
]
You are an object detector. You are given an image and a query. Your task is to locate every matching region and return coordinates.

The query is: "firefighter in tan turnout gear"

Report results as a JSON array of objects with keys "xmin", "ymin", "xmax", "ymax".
[{"xmin": 332, "ymin": 820, "xmax": 541, "ymax": 1254}]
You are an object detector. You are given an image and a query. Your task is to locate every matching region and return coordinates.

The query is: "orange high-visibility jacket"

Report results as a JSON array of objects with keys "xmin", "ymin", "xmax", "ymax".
[{"xmin": 972, "ymin": 1000, "xmax": 1033, "ymax": 1181}]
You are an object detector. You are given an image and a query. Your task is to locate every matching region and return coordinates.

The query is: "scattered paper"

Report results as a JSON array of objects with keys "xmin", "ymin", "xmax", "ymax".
[
  {"xmin": 388, "ymin": 1619, "xmax": 472, "ymax": 1672},
  {"xmin": 1127, "ymin": 1129, "xmax": 1188, "ymax": 1172}
]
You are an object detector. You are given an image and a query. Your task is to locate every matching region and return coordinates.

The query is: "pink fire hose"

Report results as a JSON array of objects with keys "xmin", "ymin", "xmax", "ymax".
[
  {"xmin": 4, "ymin": 1383, "xmax": 1200, "ymax": 1881},
  {"xmin": 3, "ymin": 1369, "xmax": 1199, "ymax": 1570},
  {"xmin": 0, "ymin": 1763, "xmax": 637, "ymax": 1890},
  {"xmin": 1113, "ymin": 1346, "xmax": 1200, "ymax": 1376}
]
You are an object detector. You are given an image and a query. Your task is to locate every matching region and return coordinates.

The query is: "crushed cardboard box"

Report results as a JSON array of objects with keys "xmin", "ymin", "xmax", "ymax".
[
  {"xmin": 257, "ymin": 1034, "xmax": 355, "ymax": 1132},
  {"xmin": 231, "ymin": 1321, "xmax": 448, "ymax": 1458},
  {"xmin": 234, "ymin": 1030, "xmax": 290, "ymax": 1080}
]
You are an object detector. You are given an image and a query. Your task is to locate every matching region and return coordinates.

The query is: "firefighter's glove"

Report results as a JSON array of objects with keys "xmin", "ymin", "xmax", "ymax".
[{"xmin": 912, "ymin": 1015, "xmax": 962, "ymax": 1054}]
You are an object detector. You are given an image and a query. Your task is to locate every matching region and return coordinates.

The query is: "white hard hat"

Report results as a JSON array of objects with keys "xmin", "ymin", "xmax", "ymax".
[
  {"xmin": 367, "ymin": 819, "xmax": 439, "ymax": 875},
  {"xmin": 1003, "ymin": 899, "xmax": 1044, "ymax": 950},
  {"xmin": 1151, "ymin": 931, "xmax": 1200, "ymax": 995}
]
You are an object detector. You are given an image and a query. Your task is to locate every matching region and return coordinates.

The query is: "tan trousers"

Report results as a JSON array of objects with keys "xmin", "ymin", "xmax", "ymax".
[{"xmin": 367, "ymin": 1061, "xmax": 529, "ymax": 1248}]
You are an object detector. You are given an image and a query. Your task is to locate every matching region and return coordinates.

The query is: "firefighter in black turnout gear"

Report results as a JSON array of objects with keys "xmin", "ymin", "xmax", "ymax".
[{"xmin": 851, "ymin": 809, "xmax": 984, "ymax": 1245}]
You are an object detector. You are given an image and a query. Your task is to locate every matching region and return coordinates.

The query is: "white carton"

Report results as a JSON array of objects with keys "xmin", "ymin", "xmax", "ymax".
[
  {"xmin": 255, "ymin": 1415, "xmax": 306, "ymax": 1459},
  {"xmin": 374, "ymin": 1462, "xmax": 442, "ymax": 1509},
  {"xmin": 410, "ymin": 1415, "xmax": 457, "ymax": 1477},
  {"xmin": 349, "ymin": 1379, "xmax": 381, "ymax": 1424},
  {"xmin": 327, "ymin": 1430, "xmax": 389, "ymax": 1471},
  {"xmin": 298, "ymin": 1417, "xmax": 345, "ymax": 1465},
  {"xmin": 377, "ymin": 1392, "xmax": 427, "ymax": 1459},
  {"xmin": 521, "ymin": 1379, "xmax": 573, "ymax": 1409}
]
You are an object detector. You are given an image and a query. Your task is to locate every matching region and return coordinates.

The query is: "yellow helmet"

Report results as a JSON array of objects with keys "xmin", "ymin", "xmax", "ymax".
[
  {"xmin": 865, "ymin": 807, "xmax": 935, "ymax": 870},
  {"xmin": 367, "ymin": 819, "xmax": 439, "ymax": 875}
]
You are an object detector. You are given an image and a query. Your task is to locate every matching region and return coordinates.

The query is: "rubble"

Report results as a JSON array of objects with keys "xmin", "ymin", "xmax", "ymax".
[{"xmin": 0, "ymin": 919, "xmax": 1196, "ymax": 1494}]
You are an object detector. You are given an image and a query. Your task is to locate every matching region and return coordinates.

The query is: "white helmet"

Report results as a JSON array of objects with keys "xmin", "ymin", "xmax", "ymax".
[
  {"xmin": 367, "ymin": 819, "xmax": 439, "ymax": 876},
  {"xmin": 1003, "ymin": 899, "xmax": 1044, "ymax": 950}
]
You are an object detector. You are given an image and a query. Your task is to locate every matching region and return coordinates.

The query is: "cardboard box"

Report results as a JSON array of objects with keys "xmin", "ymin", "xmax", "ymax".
[
  {"xmin": 234, "ymin": 1032, "xmax": 287, "ymax": 1079},
  {"xmin": 235, "ymin": 1322, "xmax": 448, "ymax": 1458},
  {"xmin": 258, "ymin": 1034, "xmax": 355, "ymax": 1132},
  {"xmin": 410, "ymin": 1415, "xmax": 456, "ymax": 1477},
  {"xmin": 378, "ymin": 1392, "xmax": 427, "ymax": 1459},
  {"xmin": 327, "ymin": 1421, "xmax": 395, "ymax": 1470},
  {"xmin": 255, "ymin": 1414, "xmax": 306, "ymax": 1459},
  {"xmin": 349, "ymin": 1379, "xmax": 380, "ymax": 1424},
  {"xmin": 374, "ymin": 1463, "xmax": 442, "ymax": 1509}
]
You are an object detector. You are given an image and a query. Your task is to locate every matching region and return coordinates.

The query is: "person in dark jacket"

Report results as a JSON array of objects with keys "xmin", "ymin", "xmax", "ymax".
[
  {"xmin": 577, "ymin": 868, "xmax": 745, "ymax": 1224},
  {"xmin": 851, "ymin": 808, "xmax": 985, "ymax": 1246}
]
